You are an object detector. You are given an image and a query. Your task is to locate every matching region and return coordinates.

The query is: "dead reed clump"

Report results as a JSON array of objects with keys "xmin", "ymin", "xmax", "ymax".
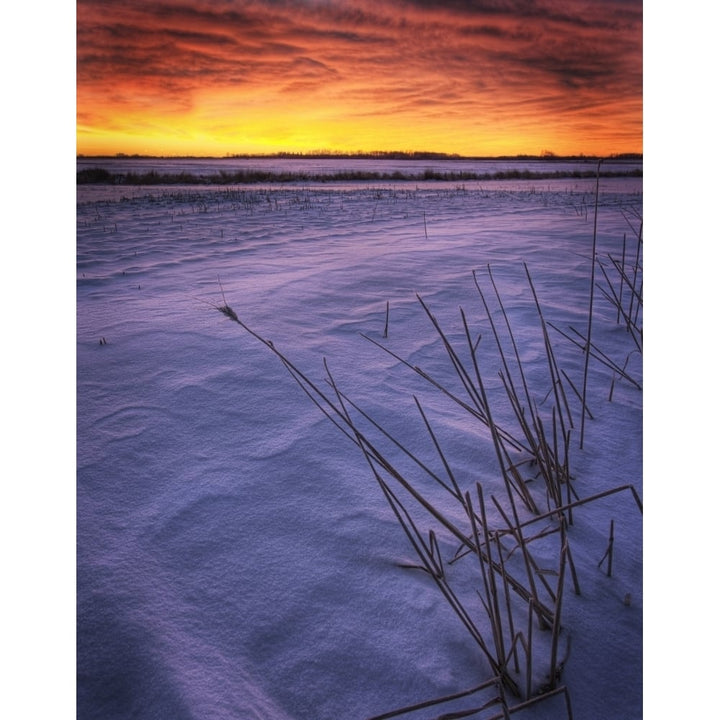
[{"xmin": 212, "ymin": 245, "xmax": 641, "ymax": 718}]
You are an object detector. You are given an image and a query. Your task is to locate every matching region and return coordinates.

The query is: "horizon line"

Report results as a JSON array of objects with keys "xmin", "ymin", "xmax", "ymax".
[{"xmin": 77, "ymin": 151, "xmax": 643, "ymax": 161}]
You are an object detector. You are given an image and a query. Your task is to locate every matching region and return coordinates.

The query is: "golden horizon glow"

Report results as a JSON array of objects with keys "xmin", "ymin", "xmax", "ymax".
[{"xmin": 77, "ymin": 0, "xmax": 642, "ymax": 157}]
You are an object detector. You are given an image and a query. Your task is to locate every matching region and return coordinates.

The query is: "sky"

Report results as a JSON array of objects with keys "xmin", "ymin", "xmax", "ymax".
[{"xmin": 76, "ymin": 0, "xmax": 643, "ymax": 157}]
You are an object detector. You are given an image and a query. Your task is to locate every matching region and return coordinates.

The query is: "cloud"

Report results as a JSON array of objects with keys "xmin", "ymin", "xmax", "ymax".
[{"xmin": 76, "ymin": 0, "xmax": 642, "ymax": 155}]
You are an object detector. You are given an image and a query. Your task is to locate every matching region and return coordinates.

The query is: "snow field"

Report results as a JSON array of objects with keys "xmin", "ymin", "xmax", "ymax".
[{"xmin": 78, "ymin": 179, "xmax": 642, "ymax": 719}]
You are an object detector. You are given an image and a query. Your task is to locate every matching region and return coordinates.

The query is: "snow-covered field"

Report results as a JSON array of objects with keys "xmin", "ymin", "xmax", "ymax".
[
  {"xmin": 75, "ymin": 155, "xmax": 643, "ymax": 180},
  {"xmin": 76, "ymin": 175, "xmax": 643, "ymax": 719}
]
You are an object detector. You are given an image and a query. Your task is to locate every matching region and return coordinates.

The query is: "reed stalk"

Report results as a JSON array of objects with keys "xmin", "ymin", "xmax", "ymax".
[
  {"xmin": 365, "ymin": 676, "xmax": 501, "ymax": 720},
  {"xmin": 490, "ymin": 496, "xmax": 557, "ymax": 605},
  {"xmin": 597, "ymin": 519, "xmax": 615, "ymax": 577},
  {"xmin": 560, "ymin": 369, "xmax": 594, "ymax": 421},
  {"xmin": 489, "ymin": 496, "xmax": 553, "ymax": 629},
  {"xmin": 515, "ymin": 485, "xmax": 642, "ymax": 532},
  {"xmin": 472, "ymin": 268, "xmax": 529, "ymax": 420},
  {"xmin": 360, "ymin": 332, "xmax": 528, "ymax": 453},
  {"xmin": 523, "ymin": 263, "xmax": 574, "ymax": 433},
  {"xmin": 565, "ymin": 546, "xmax": 581, "ymax": 597},
  {"xmin": 579, "ymin": 158, "xmax": 604, "ymax": 448},
  {"xmin": 606, "ymin": 254, "xmax": 644, "ymax": 310},
  {"xmin": 484, "ymin": 685, "xmax": 574, "ymax": 720},
  {"xmin": 549, "ymin": 542, "xmax": 568, "ymax": 688},
  {"xmin": 334, "ymin": 388, "xmax": 462, "ymax": 500},
  {"xmin": 627, "ymin": 224, "xmax": 643, "ymax": 331},
  {"xmin": 596, "ymin": 260, "xmax": 642, "ymax": 352},
  {"xmin": 414, "ymin": 396, "xmax": 465, "ymax": 501},
  {"xmin": 549, "ymin": 323, "xmax": 642, "ymax": 390},
  {"xmin": 418, "ymin": 295, "xmax": 490, "ymax": 421},
  {"xmin": 525, "ymin": 599, "xmax": 534, "ymax": 700},
  {"xmin": 618, "ymin": 233, "xmax": 626, "ymax": 324},
  {"xmin": 495, "ymin": 532, "xmax": 519, "ymax": 674},
  {"xmin": 476, "ymin": 484, "xmax": 507, "ymax": 668}
]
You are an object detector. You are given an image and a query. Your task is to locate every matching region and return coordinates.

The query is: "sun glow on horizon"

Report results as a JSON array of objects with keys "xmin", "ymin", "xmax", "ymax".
[{"xmin": 76, "ymin": 0, "xmax": 642, "ymax": 158}]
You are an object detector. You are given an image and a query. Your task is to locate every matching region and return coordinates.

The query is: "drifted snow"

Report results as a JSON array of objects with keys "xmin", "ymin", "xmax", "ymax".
[{"xmin": 76, "ymin": 178, "xmax": 642, "ymax": 720}]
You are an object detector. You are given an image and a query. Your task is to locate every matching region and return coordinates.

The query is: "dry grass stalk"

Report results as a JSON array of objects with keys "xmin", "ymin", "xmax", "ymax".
[
  {"xmin": 473, "ymin": 267, "xmax": 533, "ymax": 423},
  {"xmin": 365, "ymin": 676, "xmax": 504, "ymax": 720},
  {"xmin": 548, "ymin": 323, "xmax": 641, "ymax": 390},
  {"xmin": 484, "ymin": 685, "xmax": 574, "ymax": 720},
  {"xmin": 523, "ymin": 263, "xmax": 574, "ymax": 435},
  {"xmin": 618, "ymin": 233, "xmax": 627, "ymax": 324},
  {"xmin": 579, "ymin": 159, "xmax": 604, "ymax": 449},
  {"xmin": 335, "ymin": 388, "xmax": 463, "ymax": 501},
  {"xmin": 495, "ymin": 533, "xmax": 520, "ymax": 675},
  {"xmin": 360, "ymin": 333, "xmax": 528, "ymax": 454},
  {"xmin": 417, "ymin": 295, "xmax": 492, "ymax": 424},
  {"xmin": 562, "ymin": 527, "xmax": 582, "ymax": 596},
  {"xmin": 559, "ymin": 369, "xmax": 594, "ymax": 421},
  {"xmin": 469, "ymin": 485, "xmax": 508, "ymax": 674},
  {"xmin": 595, "ymin": 260, "xmax": 642, "ymax": 353},
  {"xmin": 516, "ymin": 485, "xmax": 642, "ymax": 531},
  {"xmin": 414, "ymin": 396, "xmax": 465, "ymax": 501},
  {"xmin": 626, "ymin": 219, "xmax": 643, "ymax": 330},
  {"xmin": 489, "ymin": 497, "xmax": 557, "ymax": 618},
  {"xmin": 597, "ymin": 519, "xmax": 615, "ymax": 577},
  {"xmin": 603, "ymin": 255, "xmax": 644, "ymax": 316},
  {"xmin": 548, "ymin": 542, "xmax": 569, "ymax": 689},
  {"xmin": 524, "ymin": 600, "xmax": 534, "ymax": 701},
  {"xmin": 502, "ymin": 450, "xmax": 540, "ymax": 516},
  {"xmin": 488, "ymin": 495, "xmax": 553, "ymax": 630}
]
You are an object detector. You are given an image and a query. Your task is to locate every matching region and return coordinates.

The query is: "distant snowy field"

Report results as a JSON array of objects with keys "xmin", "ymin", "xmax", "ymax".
[
  {"xmin": 76, "ymin": 155, "xmax": 643, "ymax": 180},
  {"xmin": 77, "ymin": 174, "xmax": 642, "ymax": 720}
]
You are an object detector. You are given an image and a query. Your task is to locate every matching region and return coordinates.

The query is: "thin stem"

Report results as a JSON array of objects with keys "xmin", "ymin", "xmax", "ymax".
[{"xmin": 580, "ymin": 158, "xmax": 603, "ymax": 448}]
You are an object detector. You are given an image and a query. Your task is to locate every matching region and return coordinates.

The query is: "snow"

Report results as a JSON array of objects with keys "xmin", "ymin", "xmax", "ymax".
[{"xmin": 75, "ymin": 170, "xmax": 643, "ymax": 719}]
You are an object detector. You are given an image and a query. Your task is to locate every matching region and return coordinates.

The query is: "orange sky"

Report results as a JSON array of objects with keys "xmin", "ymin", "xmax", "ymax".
[{"xmin": 76, "ymin": 0, "xmax": 642, "ymax": 157}]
